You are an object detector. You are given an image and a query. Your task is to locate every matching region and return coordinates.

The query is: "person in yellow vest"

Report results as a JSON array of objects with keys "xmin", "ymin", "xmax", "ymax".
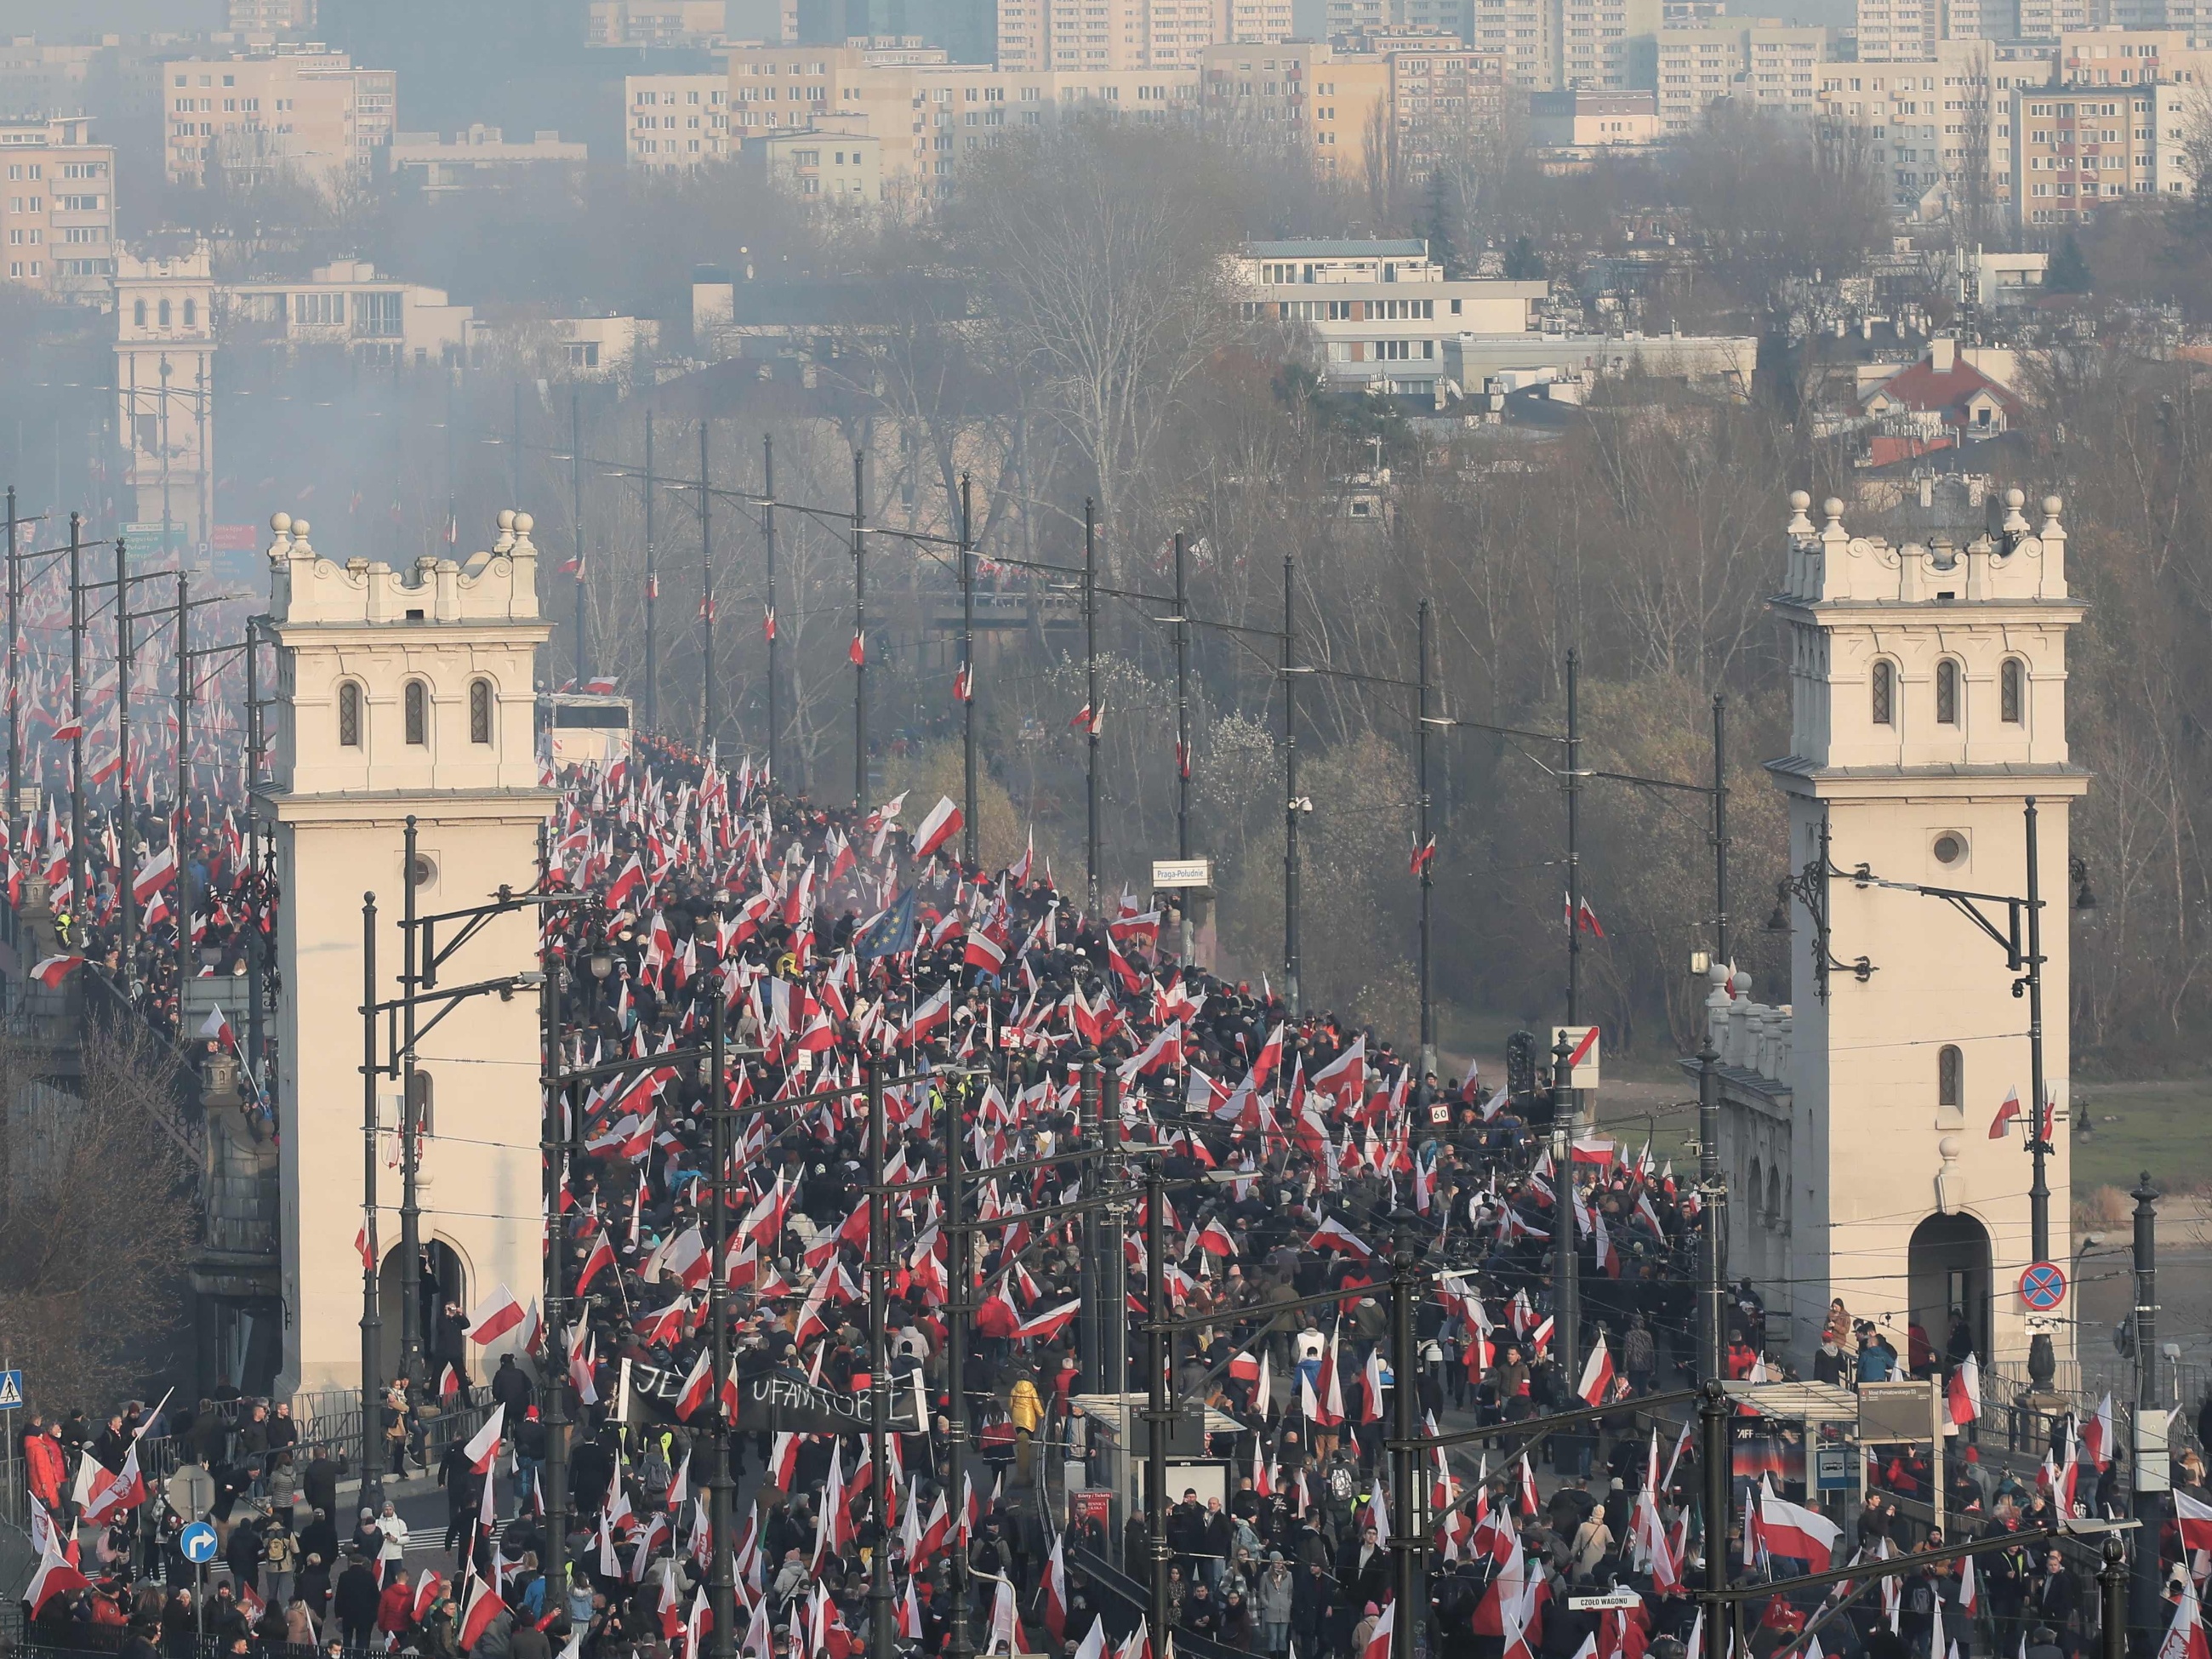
[{"xmin": 1008, "ymin": 1370, "xmax": 1044, "ymax": 1479}]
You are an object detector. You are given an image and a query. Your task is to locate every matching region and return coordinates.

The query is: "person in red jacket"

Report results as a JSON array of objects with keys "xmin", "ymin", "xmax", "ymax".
[
  {"xmin": 24, "ymin": 1419, "xmax": 64, "ymax": 1512},
  {"xmin": 376, "ymin": 1571, "xmax": 415, "ymax": 1641}
]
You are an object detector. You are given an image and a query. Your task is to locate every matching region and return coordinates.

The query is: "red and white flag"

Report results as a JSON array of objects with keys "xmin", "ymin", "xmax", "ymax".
[
  {"xmin": 1758, "ymin": 1482, "xmax": 1840, "ymax": 1571},
  {"xmin": 28, "ymin": 953, "xmax": 83, "ymax": 988},
  {"xmin": 458, "ymin": 1573, "xmax": 509, "ymax": 1650},
  {"xmin": 1947, "ymin": 1353, "xmax": 1981, "ymax": 1425},
  {"xmin": 1989, "ymin": 1086, "xmax": 2022, "ymax": 1139},
  {"xmin": 1576, "ymin": 1335, "xmax": 1615, "ymax": 1407},
  {"xmin": 468, "ymin": 1283, "xmax": 527, "ymax": 1345},
  {"xmin": 912, "ymin": 795, "xmax": 963, "ymax": 860},
  {"xmin": 462, "ymin": 1405, "xmax": 506, "ymax": 1476}
]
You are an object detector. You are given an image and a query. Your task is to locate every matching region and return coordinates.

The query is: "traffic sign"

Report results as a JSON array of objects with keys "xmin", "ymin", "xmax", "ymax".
[
  {"xmin": 1549, "ymin": 1025, "xmax": 1601, "ymax": 1089},
  {"xmin": 0, "ymin": 1370, "xmax": 23, "ymax": 1410},
  {"xmin": 2019, "ymin": 1261, "xmax": 2067, "ymax": 1312},
  {"xmin": 1815, "ymin": 1443, "xmax": 1851, "ymax": 1492},
  {"xmin": 180, "ymin": 1522, "xmax": 218, "ymax": 1565}
]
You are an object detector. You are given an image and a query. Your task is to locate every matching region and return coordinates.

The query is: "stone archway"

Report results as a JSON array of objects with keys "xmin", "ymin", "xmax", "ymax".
[{"xmin": 1907, "ymin": 1211, "xmax": 1992, "ymax": 1370}]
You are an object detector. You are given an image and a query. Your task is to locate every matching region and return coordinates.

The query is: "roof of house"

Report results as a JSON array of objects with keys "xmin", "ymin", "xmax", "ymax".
[
  {"xmin": 1861, "ymin": 355, "xmax": 2025, "ymax": 424},
  {"xmin": 1246, "ymin": 239, "xmax": 1429, "ymax": 259}
]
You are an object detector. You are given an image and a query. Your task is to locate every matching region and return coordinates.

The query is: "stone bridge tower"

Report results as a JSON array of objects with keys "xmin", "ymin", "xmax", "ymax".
[
  {"xmin": 258, "ymin": 510, "xmax": 551, "ymax": 1394},
  {"xmin": 1718, "ymin": 487, "xmax": 2085, "ymax": 1381}
]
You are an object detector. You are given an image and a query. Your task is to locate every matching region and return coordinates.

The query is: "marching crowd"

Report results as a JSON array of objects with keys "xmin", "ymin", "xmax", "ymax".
[{"xmin": 12, "ymin": 736, "xmax": 2198, "ymax": 1659}]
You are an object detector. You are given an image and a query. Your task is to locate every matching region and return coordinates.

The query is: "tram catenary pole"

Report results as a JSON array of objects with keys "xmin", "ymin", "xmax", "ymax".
[
  {"xmin": 706, "ymin": 994, "xmax": 736, "ymax": 1659},
  {"xmin": 865, "ymin": 1057, "xmax": 893, "ymax": 1659}
]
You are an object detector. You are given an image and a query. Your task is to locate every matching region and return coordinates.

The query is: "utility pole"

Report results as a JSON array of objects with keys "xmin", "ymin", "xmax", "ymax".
[
  {"xmin": 1077, "ymin": 1059, "xmax": 1103, "ymax": 1389},
  {"xmin": 117, "ymin": 534, "xmax": 135, "ymax": 994},
  {"xmin": 1699, "ymin": 1381, "xmax": 1730, "ymax": 1659},
  {"xmin": 707, "ymin": 995, "xmax": 736, "ymax": 1659},
  {"xmin": 1564, "ymin": 647, "xmax": 1582, "ymax": 1132},
  {"xmin": 1551, "ymin": 1096, "xmax": 1579, "ymax": 1392},
  {"xmin": 865, "ymin": 1058, "xmax": 893, "ymax": 1659},
  {"xmin": 571, "ymin": 391, "xmax": 587, "ymax": 688},
  {"xmin": 1145, "ymin": 1167, "xmax": 1172, "ymax": 1650},
  {"xmin": 1417, "ymin": 600, "xmax": 1435, "ymax": 1083},
  {"xmin": 5, "ymin": 486, "xmax": 18, "ymax": 831},
  {"xmin": 1084, "ymin": 500, "xmax": 1098, "ymax": 915},
  {"xmin": 1712, "ymin": 694, "xmax": 1730, "ymax": 971},
  {"xmin": 538, "ymin": 898, "xmax": 569, "ymax": 1599},
  {"xmin": 700, "ymin": 421, "xmax": 715, "ymax": 754},
  {"xmin": 2026, "ymin": 797, "xmax": 2055, "ymax": 1388},
  {"xmin": 1696, "ymin": 1008, "xmax": 1724, "ymax": 1382},
  {"xmin": 644, "ymin": 413, "xmax": 658, "ymax": 734},
  {"xmin": 1174, "ymin": 532, "xmax": 1191, "ymax": 965},
  {"xmin": 762, "ymin": 435, "xmax": 778, "ymax": 784},
  {"xmin": 175, "ymin": 570, "xmax": 190, "ymax": 1003},
  {"xmin": 942, "ymin": 1075, "xmax": 973, "ymax": 1659},
  {"xmin": 245, "ymin": 616, "xmax": 265, "ymax": 1088},
  {"xmin": 360, "ymin": 894, "xmax": 385, "ymax": 1509},
  {"xmin": 2129, "ymin": 1172, "xmax": 2163, "ymax": 1645},
  {"xmin": 1283, "ymin": 556, "xmax": 1302, "ymax": 1017},
  {"xmin": 1099, "ymin": 1063, "xmax": 1126, "ymax": 1393},
  {"xmin": 852, "ymin": 451, "xmax": 867, "ymax": 809},
  {"xmin": 1390, "ymin": 1221, "xmax": 1421, "ymax": 1659},
  {"xmin": 960, "ymin": 473, "xmax": 976, "ymax": 869},
  {"xmin": 68, "ymin": 513, "xmax": 83, "ymax": 930},
  {"xmin": 397, "ymin": 815, "xmax": 425, "ymax": 1388}
]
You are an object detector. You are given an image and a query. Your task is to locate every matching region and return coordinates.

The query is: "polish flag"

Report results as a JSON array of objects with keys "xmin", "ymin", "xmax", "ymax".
[
  {"xmin": 412, "ymin": 1572, "xmax": 446, "ymax": 1625},
  {"xmin": 131, "ymin": 844, "xmax": 177, "ymax": 904},
  {"xmin": 2159, "ymin": 1576, "xmax": 2209, "ymax": 1659},
  {"xmin": 459, "ymin": 1574, "xmax": 509, "ymax": 1650},
  {"xmin": 1758, "ymin": 1483, "xmax": 1841, "ymax": 1571},
  {"xmin": 28, "ymin": 953, "xmax": 84, "ymax": 988},
  {"xmin": 1196, "ymin": 1218, "xmax": 1238, "ymax": 1257},
  {"xmin": 26, "ymin": 1549, "xmax": 89, "ymax": 1616},
  {"xmin": 1576, "ymin": 1336, "xmax": 1614, "ymax": 1408},
  {"xmin": 468, "ymin": 1283, "xmax": 527, "ymax": 1345},
  {"xmin": 1989, "ymin": 1086, "xmax": 2022, "ymax": 1139},
  {"xmin": 462, "ymin": 1405, "xmax": 506, "ymax": 1475},
  {"xmin": 1307, "ymin": 1217, "xmax": 1374, "ymax": 1261},
  {"xmin": 1360, "ymin": 1599, "xmax": 1395, "ymax": 1659},
  {"xmin": 80, "ymin": 1445, "xmax": 146, "ymax": 1525},
  {"xmin": 674, "ymin": 1349, "xmax": 716, "ymax": 1422},
  {"xmin": 576, "ymin": 1233, "xmax": 617, "ymax": 1294},
  {"xmin": 1947, "ymin": 1354, "xmax": 1981, "ymax": 1425},
  {"xmin": 912, "ymin": 795, "xmax": 963, "ymax": 860},
  {"xmin": 849, "ymin": 631, "xmax": 866, "ymax": 666},
  {"xmin": 1015, "ymin": 1299, "xmax": 1080, "ymax": 1343},
  {"xmin": 2175, "ymin": 1487, "xmax": 2212, "ymax": 1555},
  {"xmin": 1041, "ymin": 1536, "xmax": 1069, "ymax": 1641}
]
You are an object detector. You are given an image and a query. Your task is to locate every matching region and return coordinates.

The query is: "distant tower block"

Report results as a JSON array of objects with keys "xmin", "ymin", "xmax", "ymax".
[
  {"xmin": 258, "ymin": 510, "xmax": 553, "ymax": 1394},
  {"xmin": 1709, "ymin": 488, "xmax": 2085, "ymax": 1377}
]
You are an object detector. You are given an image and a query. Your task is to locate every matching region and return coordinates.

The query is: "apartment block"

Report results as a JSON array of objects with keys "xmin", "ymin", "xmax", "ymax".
[
  {"xmin": 226, "ymin": 0, "xmax": 321, "ymax": 31},
  {"xmin": 2012, "ymin": 77, "xmax": 2195, "ymax": 225},
  {"xmin": 588, "ymin": 0, "xmax": 731, "ymax": 43},
  {"xmin": 722, "ymin": 43, "xmax": 1200, "ymax": 200},
  {"xmin": 1854, "ymin": 0, "xmax": 1935, "ymax": 62},
  {"xmin": 625, "ymin": 73, "xmax": 733, "ymax": 168},
  {"xmin": 162, "ymin": 45, "xmax": 396, "ymax": 193},
  {"xmin": 1354, "ymin": 32, "xmax": 1509, "ymax": 173},
  {"xmin": 742, "ymin": 127, "xmax": 883, "ymax": 199},
  {"xmin": 1653, "ymin": 20, "xmax": 1820, "ymax": 131},
  {"xmin": 1200, "ymin": 43, "xmax": 1388, "ymax": 179},
  {"xmin": 0, "ymin": 115, "xmax": 116, "ymax": 300},
  {"xmin": 1468, "ymin": 0, "xmax": 1554, "ymax": 88},
  {"xmin": 1234, "ymin": 237, "xmax": 1546, "ymax": 397},
  {"xmin": 997, "ymin": 0, "xmax": 1261, "ymax": 72},
  {"xmin": 1559, "ymin": 0, "xmax": 1658, "ymax": 89},
  {"xmin": 1817, "ymin": 43, "xmax": 2050, "ymax": 212}
]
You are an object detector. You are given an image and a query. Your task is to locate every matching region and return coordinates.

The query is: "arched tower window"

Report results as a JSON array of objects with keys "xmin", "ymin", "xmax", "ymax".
[
  {"xmin": 182, "ymin": 299, "xmax": 197, "ymax": 328},
  {"xmin": 132, "ymin": 299, "xmax": 145, "ymax": 327},
  {"xmin": 2001, "ymin": 658, "xmax": 2025, "ymax": 725},
  {"xmin": 404, "ymin": 681, "xmax": 429, "ymax": 746},
  {"xmin": 337, "ymin": 681, "xmax": 362, "ymax": 748},
  {"xmin": 1938, "ymin": 1044, "xmax": 1964, "ymax": 1109},
  {"xmin": 469, "ymin": 678, "xmax": 493, "ymax": 745},
  {"xmin": 1936, "ymin": 659, "xmax": 1960, "ymax": 726},
  {"xmin": 1872, "ymin": 659, "xmax": 1896, "ymax": 727},
  {"xmin": 157, "ymin": 298, "xmax": 170, "ymax": 327}
]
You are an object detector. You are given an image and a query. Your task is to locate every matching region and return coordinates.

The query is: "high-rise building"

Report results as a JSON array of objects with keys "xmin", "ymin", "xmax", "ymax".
[
  {"xmin": 624, "ymin": 72, "xmax": 733, "ymax": 168},
  {"xmin": 161, "ymin": 45, "xmax": 396, "ymax": 193},
  {"xmin": 1853, "ymin": 0, "xmax": 1936, "ymax": 62},
  {"xmin": 1200, "ymin": 43, "xmax": 1388, "ymax": 178},
  {"xmin": 996, "ymin": 0, "xmax": 1259, "ymax": 72},
  {"xmin": 1654, "ymin": 19, "xmax": 1821, "ymax": 130},
  {"xmin": 722, "ymin": 43, "xmax": 1201, "ymax": 202},
  {"xmin": 2011, "ymin": 74, "xmax": 2198, "ymax": 227},
  {"xmin": 1468, "ymin": 0, "xmax": 1553, "ymax": 87},
  {"xmin": 227, "ymin": 0, "xmax": 322, "ymax": 32},
  {"xmin": 0, "ymin": 116, "xmax": 117, "ymax": 302}
]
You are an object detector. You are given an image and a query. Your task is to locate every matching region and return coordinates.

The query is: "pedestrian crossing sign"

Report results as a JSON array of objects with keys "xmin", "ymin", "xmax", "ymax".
[{"xmin": 0, "ymin": 1371, "xmax": 25, "ymax": 1409}]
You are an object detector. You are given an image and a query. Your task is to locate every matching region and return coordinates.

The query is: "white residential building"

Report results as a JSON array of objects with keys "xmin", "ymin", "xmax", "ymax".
[
  {"xmin": 624, "ymin": 72, "xmax": 732, "ymax": 168},
  {"xmin": 0, "ymin": 115, "xmax": 116, "ymax": 300}
]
